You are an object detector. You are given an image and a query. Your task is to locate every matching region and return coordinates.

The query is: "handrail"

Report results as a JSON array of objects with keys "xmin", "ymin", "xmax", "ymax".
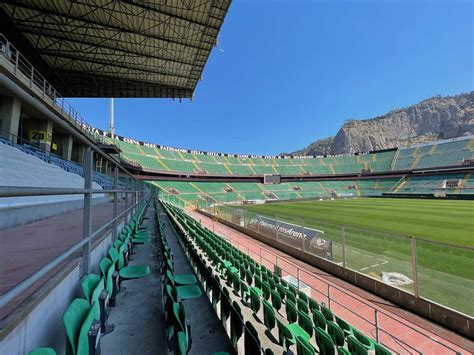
[
  {"xmin": 191, "ymin": 208, "xmax": 466, "ymax": 354},
  {"xmin": 0, "ymin": 187, "xmax": 137, "ymax": 198},
  {"xmin": 0, "ymin": 195, "xmax": 149, "ymax": 309}
]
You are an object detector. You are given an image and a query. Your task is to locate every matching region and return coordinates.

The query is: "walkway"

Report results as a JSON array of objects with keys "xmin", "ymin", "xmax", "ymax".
[
  {"xmin": 101, "ymin": 203, "xmax": 166, "ymax": 354},
  {"xmin": 0, "ymin": 200, "xmax": 125, "ymax": 322},
  {"xmin": 187, "ymin": 210, "xmax": 474, "ymax": 354},
  {"xmin": 157, "ymin": 203, "xmax": 234, "ymax": 354}
]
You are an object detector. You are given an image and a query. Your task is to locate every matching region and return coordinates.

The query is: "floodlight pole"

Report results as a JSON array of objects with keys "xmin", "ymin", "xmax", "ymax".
[{"xmin": 109, "ymin": 98, "xmax": 115, "ymax": 135}]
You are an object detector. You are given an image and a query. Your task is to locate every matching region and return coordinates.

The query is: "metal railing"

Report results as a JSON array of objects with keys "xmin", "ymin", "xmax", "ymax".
[
  {"xmin": 0, "ymin": 146, "xmax": 151, "ymax": 311},
  {"xmin": 0, "ymin": 33, "xmax": 104, "ymax": 144},
  {"xmin": 198, "ymin": 201, "xmax": 474, "ymax": 318},
  {"xmin": 188, "ymin": 210, "xmax": 465, "ymax": 355}
]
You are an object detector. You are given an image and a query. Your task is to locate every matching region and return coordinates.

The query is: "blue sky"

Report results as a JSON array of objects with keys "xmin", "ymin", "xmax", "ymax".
[{"xmin": 69, "ymin": 0, "xmax": 473, "ymax": 156}]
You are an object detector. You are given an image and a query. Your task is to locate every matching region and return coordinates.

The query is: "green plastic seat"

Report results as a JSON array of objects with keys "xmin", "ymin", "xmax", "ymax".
[
  {"xmin": 320, "ymin": 304, "xmax": 334, "ymax": 321},
  {"xmin": 230, "ymin": 301, "xmax": 244, "ymax": 348},
  {"xmin": 166, "ymin": 271, "xmax": 202, "ymax": 300},
  {"xmin": 298, "ymin": 310, "xmax": 313, "ymax": 338},
  {"xmin": 270, "ymin": 289, "xmax": 282, "ymax": 311},
  {"xmin": 165, "ymin": 259, "xmax": 197, "ymax": 285},
  {"xmin": 244, "ymin": 321, "xmax": 261, "ymax": 354},
  {"xmin": 315, "ymin": 326, "xmax": 337, "ymax": 355},
  {"xmin": 312, "ymin": 308, "xmax": 327, "ymax": 330},
  {"xmin": 338, "ymin": 347, "xmax": 351, "ymax": 355},
  {"xmin": 261, "ymin": 281, "xmax": 271, "ymax": 300},
  {"xmin": 81, "ymin": 274, "xmax": 103, "ymax": 305},
  {"xmin": 277, "ymin": 318, "xmax": 295, "ymax": 351},
  {"xmin": 262, "ymin": 299, "xmax": 276, "ymax": 331},
  {"xmin": 335, "ymin": 315, "xmax": 353, "ymax": 337},
  {"xmin": 375, "ymin": 343, "xmax": 392, "ymax": 355},
  {"xmin": 308, "ymin": 298, "xmax": 319, "ymax": 313},
  {"xmin": 327, "ymin": 321, "xmax": 345, "ymax": 347},
  {"xmin": 287, "ymin": 322, "xmax": 310, "ymax": 344},
  {"xmin": 298, "ymin": 298, "xmax": 309, "ymax": 314},
  {"xmin": 28, "ymin": 348, "xmax": 56, "ymax": 355},
  {"xmin": 353, "ymin": 328, "xmax": 376, "ymax": 350},
  {"xmin": 296, "ymin": 335, "xmax": 316, "ymax": 355},
  {"xmin": 348, "ymin": 335, "xmax": 369, "ymax": 355},
  {"xmin": 63, "ymin": 298, "xmax": 98, "ymax": 355},
  {"xmin": 109, "ymin": 247, "xmax": 150, "ymax": 279},
  {"xmin": 250, "ymin": 287, "xmax": 261, "ymax": 314},
  {"xmin": 286, "ymin": 299, "xmax": 298, "ymax": 323},
  {"xmin": 240, "ymin": 280, "xmax": 250, "ymax": 303}
]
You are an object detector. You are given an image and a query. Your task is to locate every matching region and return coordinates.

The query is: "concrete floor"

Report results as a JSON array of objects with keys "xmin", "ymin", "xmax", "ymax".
[
  {"xmin": 157, "ymin": 204, "xmax": 235, "ymax": 355},
  {"xmin": 101, "ymin": 204, "xmax": 167, "ymax": 354}
]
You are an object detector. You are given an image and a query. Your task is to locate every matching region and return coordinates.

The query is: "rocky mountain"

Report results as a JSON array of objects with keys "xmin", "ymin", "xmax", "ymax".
[{"xmin": 288, "ymin": 92, "xmax": 473, "ymax": 156}]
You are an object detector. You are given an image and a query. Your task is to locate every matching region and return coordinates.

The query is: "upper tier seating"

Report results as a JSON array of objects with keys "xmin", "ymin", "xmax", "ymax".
[
  {"xmin": 114, "ymin": 139, "xmax": 398, "ymax": 176},
  {"xmin": 393, "ymin": 137, "xmax": 474, "ymax": 170},
  {"xmin": 0, "ymin": 141, "xmax": 104, "ymax": 208}
]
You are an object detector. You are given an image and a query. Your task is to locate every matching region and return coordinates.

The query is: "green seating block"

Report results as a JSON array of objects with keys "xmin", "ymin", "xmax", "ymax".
[
  {"xmin": 296, "ymin": 336, "xmax": 316, "ymax": 355},
  {"xmin": 119, "ymin": 265, "xmax": 151, "ymax": 279}
]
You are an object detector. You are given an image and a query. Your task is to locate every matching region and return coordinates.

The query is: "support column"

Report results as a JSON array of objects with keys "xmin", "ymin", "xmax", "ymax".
[
  {"xmin": 0, "ymin": 96, "xmax": 21, "ymax": 143},
  {"xmin": 35, "ymin": 119, "xmax": 53, "ymax": 153},
  {"xmin": 81, "ymin": 147, "xmax": 93, "ymax": 276},
  {"xmin": 60, "ymin": 134, "xmax": 73, "ymax": 160}
]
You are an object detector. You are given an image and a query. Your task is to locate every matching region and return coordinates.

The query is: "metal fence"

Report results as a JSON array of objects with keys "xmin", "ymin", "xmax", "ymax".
[
  {"xmin": 195, "ymin": 200, "xmax": 474, "ymax": 319},
  {"xmin": 0, "ymin": 146, "xmax": 151, "ymax": 311},
  {"xmin": 189, "ymin": 210, "xmax": 466, "ymax": 355}
]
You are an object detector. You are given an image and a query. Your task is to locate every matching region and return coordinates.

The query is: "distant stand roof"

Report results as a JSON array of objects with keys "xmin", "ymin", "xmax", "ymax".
[{"xmin": 0, "ymin": 0, "xmax": 231, "ymax": 98}]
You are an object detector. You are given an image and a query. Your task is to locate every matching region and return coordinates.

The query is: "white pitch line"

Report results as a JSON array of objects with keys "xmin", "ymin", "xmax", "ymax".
[
  {"xmin": 370, "ymin": 264, "xmax": 380, "ymax": 268},
  {"xmin": 352, "ymin": 251, "xmax": 361, "ymax": 255},
  {"xmin": 360, "ymin": 267, "xmax": 369, "ymax": 271}
]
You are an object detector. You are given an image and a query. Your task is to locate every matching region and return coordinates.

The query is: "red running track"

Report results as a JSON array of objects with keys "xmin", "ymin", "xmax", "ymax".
[{"xmin": 187, "ymin": 210, "xmax": 473, "ymax": 355}]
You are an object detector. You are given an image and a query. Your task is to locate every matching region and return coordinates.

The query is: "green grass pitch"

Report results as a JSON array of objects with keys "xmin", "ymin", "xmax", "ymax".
[{"xmin": 242, "ymin": 198, "xmax": 474, "ymax": 315}]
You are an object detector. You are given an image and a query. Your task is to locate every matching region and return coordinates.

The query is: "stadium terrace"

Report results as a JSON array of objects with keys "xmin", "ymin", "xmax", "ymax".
[{"xmin": 0, "ymin": 2, "xmax": 473, "ymax": 355}]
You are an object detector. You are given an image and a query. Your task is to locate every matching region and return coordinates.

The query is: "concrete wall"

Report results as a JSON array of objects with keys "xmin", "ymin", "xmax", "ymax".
[
  {"xmin": 203, "ymin": 211, "xmax": 474, "ymax": 339},
  {"xmin": 0, "ymin": 218, "xmax": 129, "ymax": 355},
  {"xmin": 0, "ymin": 196, "xmax": 111, "ymax": 230}
]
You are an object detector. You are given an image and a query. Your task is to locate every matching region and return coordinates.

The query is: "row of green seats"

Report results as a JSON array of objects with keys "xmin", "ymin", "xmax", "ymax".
[
  {"xmin": 29, "ymin": 202, "xmax": 152, "ymax": 355},
  {"xmin": 163, "ymin": 202, "xmax": 392, "ymax": 355}
]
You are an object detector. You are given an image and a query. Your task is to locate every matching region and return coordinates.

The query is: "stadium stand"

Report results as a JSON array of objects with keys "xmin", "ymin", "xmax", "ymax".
[
  {"xmin": 163, "ymin": 201, "xmax": 394, "ymax": 354},
  {"xmin": 0, "ymin": 140, "xmax": 108, "ymax": 228},
  {"xmin": 393, "ymin": 136, "xmax": 474, "ymax": 170}
]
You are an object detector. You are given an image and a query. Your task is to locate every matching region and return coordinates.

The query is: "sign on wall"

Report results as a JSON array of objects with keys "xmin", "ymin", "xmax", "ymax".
[{"xmin": 29, "ymin": 130, "xmax": 52, "ymax": 143}]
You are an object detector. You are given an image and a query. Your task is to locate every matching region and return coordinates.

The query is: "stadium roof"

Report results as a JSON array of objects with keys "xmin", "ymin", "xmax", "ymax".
[{"xmin": 0, "ymin": 0, "xmax": 231, "ymax": 98}]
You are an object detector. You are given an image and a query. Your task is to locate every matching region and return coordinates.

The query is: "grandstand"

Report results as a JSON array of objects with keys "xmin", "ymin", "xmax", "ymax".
[{"xmin": 0, "ymin": 2, "xmax": 473, "ymax": 355}]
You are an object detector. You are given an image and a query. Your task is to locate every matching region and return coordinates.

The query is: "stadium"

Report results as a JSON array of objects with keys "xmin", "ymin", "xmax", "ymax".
[{"xmin": 0, "ymin": 1, "xmax": 473, "ymax": 355}]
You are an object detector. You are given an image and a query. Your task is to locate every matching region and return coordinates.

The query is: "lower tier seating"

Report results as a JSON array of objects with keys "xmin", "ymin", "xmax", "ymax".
[{"xmin": 163, "ymin": 201, "xmax": 393, "ymax": 355}]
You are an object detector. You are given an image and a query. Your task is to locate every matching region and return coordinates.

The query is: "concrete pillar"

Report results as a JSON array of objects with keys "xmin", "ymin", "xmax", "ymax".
[
  {"xmin": 74, "ymin": 144, "xmax": 86, "ymax": 165},
  {"xmin": 0, "ymin": 96, "xmax": 21, "ymax": 143},
  {"xmin": 61, "ymin": 134, "xmax": 73, "ymax": 161},
  {"xmin": 36, "ymin": 120, "xmax": 53, "ymax": 153}
]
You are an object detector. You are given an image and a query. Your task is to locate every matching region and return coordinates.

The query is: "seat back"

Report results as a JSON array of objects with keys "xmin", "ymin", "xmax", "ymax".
[
  {"xmin": 63, "ymin": 299, "xmax": 90, "ymax": 355},
  {"xmin": 244, "ymin": 321, "xmax": 261, "ymax": 354},
  {"xmin": 286, "ymin": 299, "xmax": 297, "ymax": 323},
  {"xmin": 77, "ymin": 302, "xmax": 98, "ymax": 355},
  {"xmin": 249, "ymin": 287, "xmax": 261, "ymax": 314},
  {"xmin": 297, "ymin": 298, "xmax": 309, "ymax": 314},
  {"xmin": 81, "ymin": 274, "xmax": 100, "ymax": 304},
  {"xmin": 327, "ymin": 321, "xmax": 345, "ymax": 347},
  {"xmin": 315, "ymin": 327, "xmax": 336, "ymax": 355},
  {"xmin": 270, "ymin": 289, "xmax": 281, "ymax": 311},
  {"xmin": 298, "ymin": 310, "xmax": 313, "ymax": 338},
  {"xmin": 276, "ymin": 318, "xmax": 294, "ymax": 351},
  {"xmin": 261, "ymin": 281, "xmax": 271, "ymax": 300},
  {"xmin": 308, "ymin": 298, "xmax": 319, "ymax": 313},
  {"xmin": 312, "ymin": 309, "xmax": 327, "ymax": 330},
  {"xmin": 262, "ymin": 299, "xmax": 275, "ymax": 331},
  {"xmin": 296, "ymin": 335, "xmax": 316, "ymax": 355},
  {"xmin": 348, "ymin": 335, "xmax": 369, "ymax": 355},
  {"xmin": 230, "ymin": 301, "xmax": 243, "ymax": 348},
  {"xmin": 99, "ymin": 258, "xmax": 113, "ymax": 278},
  {"xmin": 320, "ymin": 304, "xmax": 334, "ymax": 321}
]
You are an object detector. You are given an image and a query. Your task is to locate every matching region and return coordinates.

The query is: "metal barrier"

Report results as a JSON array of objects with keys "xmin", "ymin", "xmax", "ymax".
[
  {"xmin": 0, "ymin": 145, "xmax": 151, "ymax": 310},
  {"xmin": 0, "ymin": 33, "xmax": 103, "ymax": 143},
  {"xmin": 189, "ymin": 210, "xmax": 464, "ymax": 354},
  {"xmin": 196, "ymin": 201, "xmax": 474, "ymax": 318}
]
